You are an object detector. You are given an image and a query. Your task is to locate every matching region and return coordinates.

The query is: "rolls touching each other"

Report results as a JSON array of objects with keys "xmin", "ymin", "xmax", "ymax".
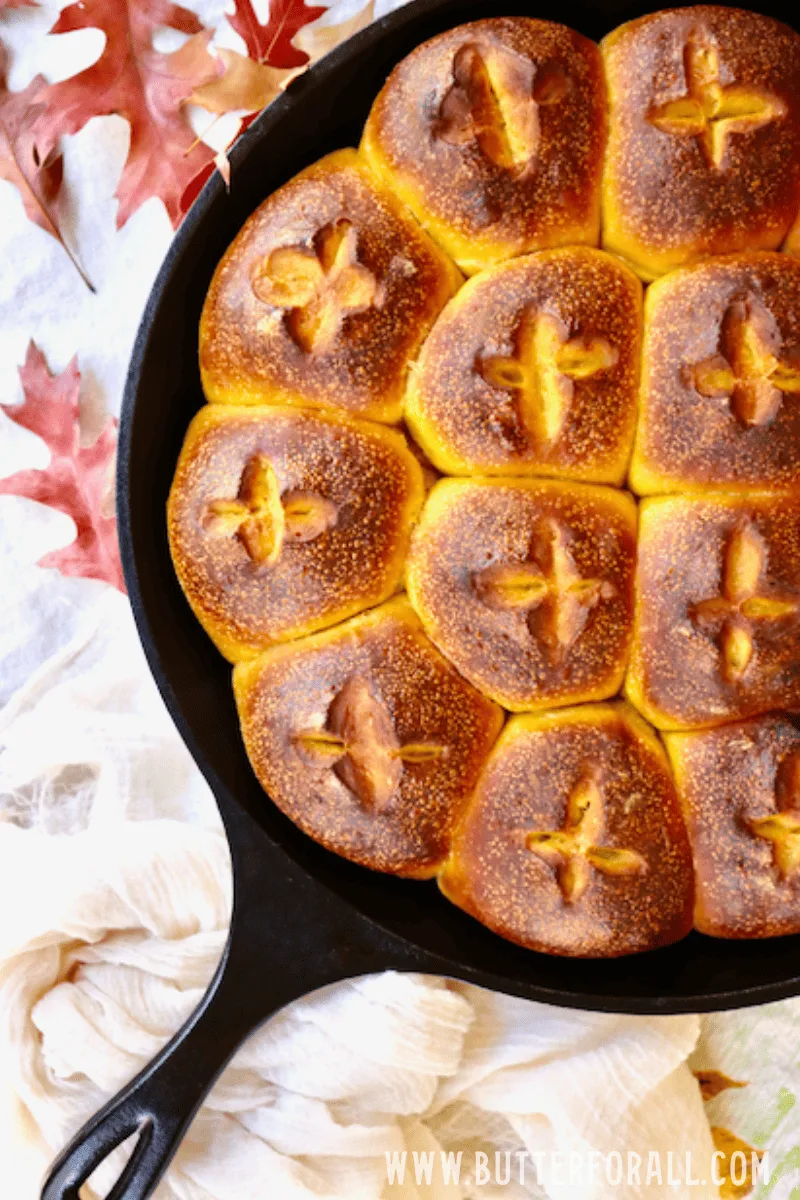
[{"xmin": 169, "ymin": 8, "xmax": 800, "ymax": 957}]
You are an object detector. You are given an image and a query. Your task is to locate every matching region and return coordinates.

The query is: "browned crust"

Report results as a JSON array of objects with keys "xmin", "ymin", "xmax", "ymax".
[
  {"xmin": 440, "ymin": 704, "xmax": 694, "ymax": 957},
  {"xmin": 627, "ymin": 494, "xmax": 800, "ymax": 730},
  {"xmin": 631, "ymin": 252, "xmax": 800, "ymax": 494},
  {"xmin": 602, "ymin": 7, "xmax": 800, "ymax": 277},
  {"xmin": 233, "ymin": 598, "xmax": 504, "ymax": 877},
  {"xmin": 666, "ymin": 715, "xmax": 800, "ymax": 937},
  {"xmin": 406, "ymin": 247, "xmax": 642, "ymax": 481},
  {"xmin": 406, "ymin": 478, "xmax": 638, "ymax": 711},
  {"xmin": 173, "ymin": 12, "xmax": 800, "ymax": 954},
  {"xmin": 199, "ymin": 149, "xmax": 460, "ymax": 422},
  {"xmin": 362, "ymin": 18, "xmax": 606, "ymax": 269},
  {"xmin": 167, "ymin": 406, "xmax": 424, "ymax": 661}
]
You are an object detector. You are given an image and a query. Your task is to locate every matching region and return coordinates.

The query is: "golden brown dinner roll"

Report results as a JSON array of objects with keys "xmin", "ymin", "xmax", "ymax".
[
  {"xmin": 233, "ymin": 598, "xmax": 503, "ymax": 877},
  {"xmin": 602, "ymin": 7, "xmax": 800, "ymax": 279},
  {"xmin": 362, "ymin": 18, "xmax": 606, "ymax": 273},
  {"xmin": 627, "ymin": 494, "xmax": 800, "ymax": 730},
  {"xmin": 406, "ymin": 478, "xmax": 637, "ymax": 711},
  {"xmin": 199, "ymin": 149, "xmax": 460, "ymax": 423},
  {"xmin": 167, "ymin": 405, "xmax": 424, "ymax": 661},
  {"xmin": 440, "ymin": 704, "xmax": 694, "ymax": 956},
  {"xmin": 406, "ymin": 247, "xmax": 642, "ymax": 482},
  {"xmin": 666, "ymin": 715, "xmax": 800, "ymax": 937},
  {"xmin": 629, "ymin": 253, "xmax": 800, "ymax": 495}
]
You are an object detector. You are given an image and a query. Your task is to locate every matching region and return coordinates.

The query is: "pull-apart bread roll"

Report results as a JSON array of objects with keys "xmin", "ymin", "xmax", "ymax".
[
  {"xmin": 666, "ymin": 716, "xmax": 800, "ymax": 937},
  {"xmin": 630, "ymin": 253, "xmax": 800, "ymax": 494},
  {"xmin": 406, "ymin": 248, "xmax": 642, "ymax": 482},
  {"xmin": 406, "ymin": 479, "xmax": 637, "ymax": 711},
  {"xmin": 199, "ymin": 149, "xmax": 460, "ymax": 423},
  {"xmin": 602, "ymin": 7, "xmax": 800, "ymax": 279},
  {"xmin": 168, "ymin": 406, "xmax": 424, "ymax": 661},
  {"xmin": 171, "ymin": 8, "xmax": 800, "ymax": 956},
  {"xmin": 627, "ymin": 494, "xmax": 800, "ymax": 730},
  {"xmin": 362, "ymin": 19, "xmax": 606, "ymax": 273},
  {"xmin": 233, "ymin": 599, "xmax": 503, "ymax": 877},
  {"xmin": 440, "ymin": 704, "xmax": 694, "ymax": 956}
]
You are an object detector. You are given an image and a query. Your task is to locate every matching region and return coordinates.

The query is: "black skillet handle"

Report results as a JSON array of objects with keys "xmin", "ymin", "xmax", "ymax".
[
  {"xmin": 40, "ymin": 802, "xmax": 444, "ymax": 1200},
  {"xmin": 39, "ymin": 940, "xmax": 267, "ymax": 1200}
]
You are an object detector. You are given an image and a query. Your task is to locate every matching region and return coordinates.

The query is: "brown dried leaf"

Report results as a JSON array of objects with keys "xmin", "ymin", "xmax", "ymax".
[
  {"xmin": 694, "ymin": 1068, "xmax": 748, "ymax": 1102},
  {"xmin": 711, "ymin": 1127, "xmax": 764, "ymax": 1200},
  {"xmin": 294, "ymin": 1, "xmax": 376, "ymax": 59},
  {"xmin": 191, "ymin": 48, "xmax": 301, "ymax": 115}
]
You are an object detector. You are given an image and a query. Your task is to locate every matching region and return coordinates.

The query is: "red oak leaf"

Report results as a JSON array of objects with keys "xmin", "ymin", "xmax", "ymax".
[
  {"xmin": 182, "ymin": 1, "xmax": 377, "ymax": 215},
  {"xmin": 183, "ymin": 50, "xmax": 302, "ymax": 211},
  {"xmin": 179, "ymin": 107, "xmax": 260, "ymax": 217},
  {"xmin": 229, "ymin": 0, "xmax": 328, "ymax": 68},
  {"xmin": 0, "ymin": 45, "xmax": 92, "ymax": 287},
  {"xmin": 35, "ymin": 0, "xmax": 221, "ymax": 228},
  {"xmin": 179, "ymin": 156, "xmax": 215, "ymax": 214},
  {"xmin": 0, "ymin": 343, "xmax": 124, "ymax": 592}
]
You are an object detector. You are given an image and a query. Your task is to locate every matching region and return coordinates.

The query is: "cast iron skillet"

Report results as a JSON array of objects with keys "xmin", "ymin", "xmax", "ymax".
[{"xmin": 42, "ymin": 1, "xmax": 800, "ymax": 1196}]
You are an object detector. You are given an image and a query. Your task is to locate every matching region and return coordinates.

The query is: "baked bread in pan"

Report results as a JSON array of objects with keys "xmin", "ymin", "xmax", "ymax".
[
  {"xmin": 233, "ymin": 598, "xmax": 503, "ymax": 877},
  {"xmin": 629, "ymin": 253, "xmax": 800, "ymax": 495},
  {"xmin": 406, "ymin": 247, "xmax": 642, "ymax": 483},
  {"xmin": 601, "ymin": 7, "xmax": 800, "ymax": 280},
  {"xmin": 199, "ymin": 149, "xmax": 460, "ymax": 424},
  {"xmin": 627, "ymin": 493, "xmax": 800, "ymax": 731},
  {"xmin": 440, "ymin": 704, "xmax": 694, "ymax": 956},
  {"xmin": 666, "ymin": 715, "xmax": 800, "ymax": 938},
  {"xmin": 406, "ymin": 478, "xmax": 637, "ymax": 712},
  {"xmin": 169, "ymin": 7, "xmax": 800, "ymax": 956},
  {"xmin": 167, "ymin": 405, "xmax": 424, "ymax": 661},
  {"xmin": 362, "ymin": 18, "xmax": 607, "ymax": 273}
]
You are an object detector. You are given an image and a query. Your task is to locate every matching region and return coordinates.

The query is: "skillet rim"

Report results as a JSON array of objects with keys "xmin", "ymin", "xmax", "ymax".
[{"xmin": 117, "ymin": 0, "xmax": 800, "ymax": 1014}]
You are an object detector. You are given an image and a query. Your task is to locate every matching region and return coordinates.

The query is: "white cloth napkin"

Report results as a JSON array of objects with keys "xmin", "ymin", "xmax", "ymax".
[{"xmin": 1, "ymin": 2, "xmax": 798, "ymax": 1198}]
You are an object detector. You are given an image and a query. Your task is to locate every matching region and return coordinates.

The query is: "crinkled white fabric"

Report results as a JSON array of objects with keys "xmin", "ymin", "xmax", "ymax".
[
  {"xmin": 0, "ymin": 1, "xmax": 792, "ymax": 1198},
  {"xmin": 690, "ymin": 1000, "xmax": 800, "ymax": 1195}
]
